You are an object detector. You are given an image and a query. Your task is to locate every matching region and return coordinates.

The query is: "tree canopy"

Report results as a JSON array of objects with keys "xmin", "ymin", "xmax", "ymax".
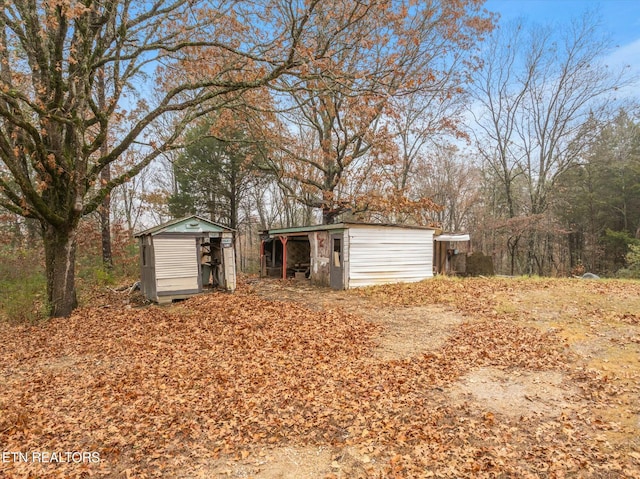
[{"xmin": 0, "ymin": 0, "xmax": 414, "ymax": 316}]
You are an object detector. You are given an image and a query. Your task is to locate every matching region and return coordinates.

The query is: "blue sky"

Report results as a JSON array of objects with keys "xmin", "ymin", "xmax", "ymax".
[
  {"xmin": 485, "ymin": 0, "xmax": 640, "ymax": 45},
  {"xmin": 485, "ymin": 0, "xmax": 640, "ymax": 97}
]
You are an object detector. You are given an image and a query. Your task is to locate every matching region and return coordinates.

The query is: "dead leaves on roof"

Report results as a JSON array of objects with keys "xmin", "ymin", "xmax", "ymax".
[{"xmin": 1, "ymin": 279, "xmax": 639, "ymax": 477}]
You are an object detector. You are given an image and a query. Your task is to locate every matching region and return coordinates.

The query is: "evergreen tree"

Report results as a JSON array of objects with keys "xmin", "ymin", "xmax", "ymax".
[{"xmin": 169, "ymin": 118, "xmax": 260, "ymax": 230}]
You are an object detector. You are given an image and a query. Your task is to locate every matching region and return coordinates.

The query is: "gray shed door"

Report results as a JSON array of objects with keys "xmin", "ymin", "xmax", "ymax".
[{"xmin": 330, "ymin": 233, "xmax": 344, "ymax": 290}]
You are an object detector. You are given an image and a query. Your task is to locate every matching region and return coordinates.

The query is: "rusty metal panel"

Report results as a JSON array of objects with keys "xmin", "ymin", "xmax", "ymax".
[{"xmin": 347, "ymin": 226, "xmax": 433, "ymax": 288}]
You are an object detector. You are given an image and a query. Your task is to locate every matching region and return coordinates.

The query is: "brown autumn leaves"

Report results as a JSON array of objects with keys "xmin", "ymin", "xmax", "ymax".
[{"xmin": 1, "ymin": 277, "xmax": 640, "ymax": 478}]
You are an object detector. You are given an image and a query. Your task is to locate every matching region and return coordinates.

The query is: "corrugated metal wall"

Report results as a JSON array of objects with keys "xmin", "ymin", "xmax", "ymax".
[
  {"xmin": 153, "ymin": 237, "xmax": 199, "ymax": 293},
  {"xmin": 348, "ymin": 226, "xmax": 434, "ymax": 287}
]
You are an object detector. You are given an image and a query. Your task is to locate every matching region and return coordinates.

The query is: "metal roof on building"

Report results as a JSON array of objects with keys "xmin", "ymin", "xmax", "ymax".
[
  {"xmin": 134, "ymin": 215, "xmax": 233, "ymax": 237},
  {"xmin": 262, "ymin": 222, "xmax": 437, "ymax": 236},
  {"xmin": 435, "ymin": 233, "xmax": 471, "ymax": 242}
]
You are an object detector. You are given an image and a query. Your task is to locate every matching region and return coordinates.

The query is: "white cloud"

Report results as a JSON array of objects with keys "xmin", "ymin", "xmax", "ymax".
[
  {"xmin": 603, "ymin": 38, "xmax": 640, "ymax": 101},
  {"xmin": 606, "ymin": 38, "xmax": 640, "ymax": 70}
]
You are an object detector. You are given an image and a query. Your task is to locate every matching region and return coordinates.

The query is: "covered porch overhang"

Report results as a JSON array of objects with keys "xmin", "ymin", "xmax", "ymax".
[{"xmin": 260, "ymin": 232, "xmax": 311, "ymax": 280}]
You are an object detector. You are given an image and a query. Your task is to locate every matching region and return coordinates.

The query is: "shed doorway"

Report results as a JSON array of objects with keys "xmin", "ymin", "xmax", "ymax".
[
  {"xmin": 199, "ymin": 237, "xmax": 222, "ymax": 288},
  {"xmin": 261, "ymin": 235, "xmax": 311, "ymax": 279},
  {"xmin": 330, "ymin": 233, "xmax": 344, "ymax": 289}
]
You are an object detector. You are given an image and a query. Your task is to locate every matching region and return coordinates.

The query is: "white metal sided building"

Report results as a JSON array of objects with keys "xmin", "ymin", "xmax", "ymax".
[
  {"xmin": 135, "ymin": 216, "xmax": 236, "ymax": 303},
  {"xmin": 260, "ymin": 223, "xmax": 436, "ymax": 289}
]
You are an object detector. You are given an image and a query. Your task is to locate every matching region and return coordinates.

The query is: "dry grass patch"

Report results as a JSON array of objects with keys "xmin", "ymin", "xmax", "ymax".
[{"xmin": 372, "ymin": 305, "xmax": 465, "ymax": 360}]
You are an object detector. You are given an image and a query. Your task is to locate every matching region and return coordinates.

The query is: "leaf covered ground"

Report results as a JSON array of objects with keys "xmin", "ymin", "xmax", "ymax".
[{"xmin": 1, "ymin": 277, "xmax": 639, "ymax": 478}]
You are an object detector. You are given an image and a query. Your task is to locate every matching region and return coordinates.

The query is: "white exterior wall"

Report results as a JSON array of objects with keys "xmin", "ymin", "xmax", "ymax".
[
  {"xmin": 153, "ymin": 237, "xmax": 199, "ymax": 293},
  {"xmin": 347, "ymin": 226, "xmax": 434, "ymax": 288}
]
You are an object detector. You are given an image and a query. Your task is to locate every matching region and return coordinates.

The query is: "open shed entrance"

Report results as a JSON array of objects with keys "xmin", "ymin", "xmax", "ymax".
[
  {"xmin": 261, "ymin": 234, "xmax": 311, "ymax": 279},
  {"xmin": 434, "ymin": 234, "xmax": 471, "ymax": 275},
  {"xmin": 199, "ymin": 236, "xmax": 225, "ymax": 288}
]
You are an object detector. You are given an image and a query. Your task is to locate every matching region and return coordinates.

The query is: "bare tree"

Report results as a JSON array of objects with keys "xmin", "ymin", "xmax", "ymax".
[
  {"xmin": 97, "ymin": 68, "xmax": 113, "ymax": 270},
  {"xmin": 470, "ymin": 13, "xmax": 629, "ymax": 274},
  {"xmin": 388, "ymin": 66, "xmax": 470, "ymax": 193},
  {"xmin": 414, "ymin": 145, "xmax": 481, "ymax": 232}
]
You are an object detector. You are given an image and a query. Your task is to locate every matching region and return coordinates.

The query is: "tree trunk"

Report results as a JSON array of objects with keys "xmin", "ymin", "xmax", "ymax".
[
  {"xmin": 507, "ymin": 235, "xmax": 520, "ymax": 276},
  {"xmin": 526, "ymin": 234, "xmax": 536, "ymax": 276},
  {"xmin": 10, "ymin": 214, "xmax": 22, "ymax": 247},
  {"xmin": 322, "ymin": 207, "xmax": 341, "ymax": 225},
  {"xmin": 43, "ymin": 224, "xmax": 78, "ymax": 317},
  {"xmin": 98, "ymin": 68, "xmax": 113, "ymax": 269},
  {"xmin": 100, "ymin": 179, "xmax": 113, "ymax": 269}
]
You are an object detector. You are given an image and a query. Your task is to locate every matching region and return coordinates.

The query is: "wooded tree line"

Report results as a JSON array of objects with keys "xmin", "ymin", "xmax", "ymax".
[
  {"xmin": 469, "ymin": 16, "xmax": 638, "ymax": 277},
  {"xmin": 162, "ymin": 12, "xmax": 640, "ymax": 278},
  {"xmin": 0, "ymin": 0, "xmax": 637, "ymax": 317}
]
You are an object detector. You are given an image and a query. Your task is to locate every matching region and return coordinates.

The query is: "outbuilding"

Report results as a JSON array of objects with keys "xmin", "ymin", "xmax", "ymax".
[
  {"xmin": 433, "ymin": 233, "xmax": 471, "ymax": 275},
  {"xmin": 260, "ymin": 222, "xmax": 436, "ymax": 289},
  {"xmin": 135, "ymin": 215, "xmax": 236, "ymax": 303}
]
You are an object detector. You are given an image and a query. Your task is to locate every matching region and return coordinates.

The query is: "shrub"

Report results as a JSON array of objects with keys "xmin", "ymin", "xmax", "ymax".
[
  {"xmin": 617, "ymin": 243, "xmax": 640, "ymax": 279},
  {"xmin": 0, "ymin": 248, "xmax": 47, "ymax": 324}
]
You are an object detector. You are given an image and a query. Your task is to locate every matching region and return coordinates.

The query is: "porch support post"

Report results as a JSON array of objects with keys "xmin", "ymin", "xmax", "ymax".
[{"xmin": 279, "ymin": 235, "xmax": 288, "ymax": 280}]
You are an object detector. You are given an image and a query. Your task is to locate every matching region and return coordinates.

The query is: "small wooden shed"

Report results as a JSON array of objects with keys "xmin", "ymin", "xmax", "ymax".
[
  {"xmin": 135, "ymin": 215, "xmax": 236, "ymax": 303},
  {"xmin": 260, "ymin": 222, "xmax": 436, "ymax": 289},
  {"xmin": 434, "ymin": 233, "xmax": 471, "ymax": 275}
]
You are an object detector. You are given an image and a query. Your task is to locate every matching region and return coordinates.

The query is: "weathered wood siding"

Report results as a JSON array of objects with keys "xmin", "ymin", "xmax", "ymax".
[
  {"xmin": 139, "ymin": 235, "xmax": 156, "ymax": 300},
  {"xmin": 153, "ymin": 237, "xmax": 200, "ymax": 294},
  {"xmin": 309, "ymin": 231, "xmax": 331, "ymax": 286},
  {"xmin": 221, "ymin": 232, "xmax": 236, "ymax": 291},
  {"xmin": 347, "ymin": 226, "xmax": 434, "ymax": 288}
]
